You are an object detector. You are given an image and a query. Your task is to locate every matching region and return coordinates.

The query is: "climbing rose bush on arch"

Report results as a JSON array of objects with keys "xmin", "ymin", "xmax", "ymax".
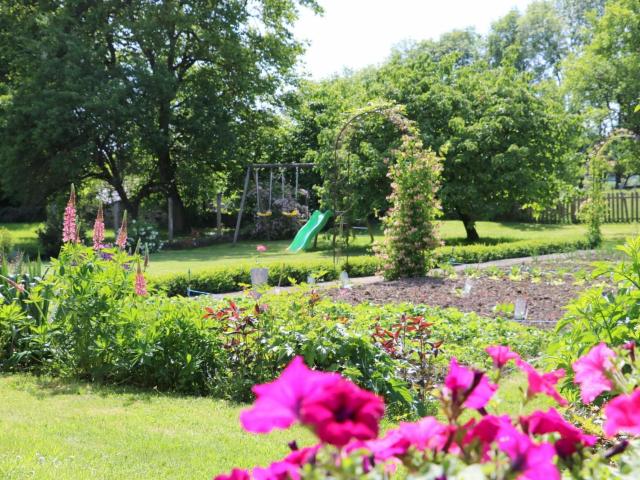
[{"xmin": 216, "ymin": 343, "xmax": 640, "ymax": 480}]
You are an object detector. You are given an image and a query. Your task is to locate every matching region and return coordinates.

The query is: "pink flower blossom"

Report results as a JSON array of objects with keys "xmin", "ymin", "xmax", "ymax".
[
  {"xmin": 520, "ymin": 408, "xmax": 597, "ymax": 457},
  {"xmin": 463, "ymin": 415, "xmax": 512, "ymax": 460},
  {"xmin": 398, "ymin": 416, "xmax": 450, "ymax": 452},
  {"xmin": 300, "ymin": 378, "xmax": 385, "ymax": 447},
  {"xmin": 62, "ymin": 185, "xmax": 78, "ymax": 243},
  {"xmin": 486, "ymin": 345, "xmax": 520, "ymax": 369},
  {"xmin": 351, "ymin": 429, "xmax": 409, "ymax": 461},
  {"xmin": 135, "ymin": 263, "xmax": 147, "ymax": 296},
  {"xmin": 604, "ymin": 389, "xmax": 640, "ymax": 437},
  {"xmin": 214, "ymin": 469, "xmax": 250, "ymax": 480},
  {"xmin": 115, "ymin": 212, "xmax": 128, "ymax": 249},
  {"xmin": 92, "ymin": 203, "xmax": 105, "ymax": 250},
  {"xmin": 253, "ymin": 460, "xmax": 300, "ymax": 480},
  {"xmin": 256, "ymin": 245, "xmax": 267, "ymax": 252},
  {"xmin": 572, "ymin": 342, "xmax": 616, "ymax": 404},
  {"xmin": 516, "ymin": 359, "xmax": 567, "ymax": 406},
  {"xmin": 497, "ymin": 423, "xmax": 560, "ymax": 480},
  {"xmin": 443, "ymin": 357, "xmax": 498, "ymax": 409},
  {"xmin": 240, "ymin": 357, "xmax": 340, "ymax": 434}
]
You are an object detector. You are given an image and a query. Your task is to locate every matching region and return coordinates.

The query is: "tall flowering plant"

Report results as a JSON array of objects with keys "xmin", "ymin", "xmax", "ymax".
[
  {"xmin": 375, "ymin": 134, "xmax": 442, "ymax": 280},
  {"xmin": 62, "ymin": 184, "xmax": 79, "ymax": 244},
  {"xmin": 216, "ymin": 343, "xmax": 640, "ymax": 480}
]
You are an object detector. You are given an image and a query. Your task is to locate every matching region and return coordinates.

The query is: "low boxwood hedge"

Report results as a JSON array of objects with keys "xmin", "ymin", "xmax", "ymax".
[{"xmin": 150, "ymin": 237, "xmax": 590, "ymax": 296}]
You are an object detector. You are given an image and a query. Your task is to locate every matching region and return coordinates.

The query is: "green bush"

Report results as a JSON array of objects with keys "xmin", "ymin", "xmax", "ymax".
[
  {"xmin": 549, "ymin": 236, "xmax": 640, "ymax": 398},
  {"xmin": 152, "ymin": 237, "xmax": 590, "ymax": 295},
  {"xmin": 0, "ymin": 227, "xmax": 12, "ymax": 255}
]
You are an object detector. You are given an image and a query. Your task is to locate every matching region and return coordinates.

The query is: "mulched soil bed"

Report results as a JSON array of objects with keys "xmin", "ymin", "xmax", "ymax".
[
  {"xmin": 327, "ymin": 276, "xmax": 585, "ymax": 326},
  {"xmin": 325, "ymin": 251, "xmax": 621, "ymax": 327}
]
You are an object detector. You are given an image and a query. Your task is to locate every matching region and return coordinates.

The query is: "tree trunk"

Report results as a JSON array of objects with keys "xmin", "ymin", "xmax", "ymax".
[
  {"xmin": 459, "ymin": 212, "xmax": 480, "ymax": 242},
  {"xmin": 366, "ymin": 215, "xmax": 375, "ymax": 243},
  {"xmin": 216, "ymin": 193, "xmax": 223, "ymax": 237}
]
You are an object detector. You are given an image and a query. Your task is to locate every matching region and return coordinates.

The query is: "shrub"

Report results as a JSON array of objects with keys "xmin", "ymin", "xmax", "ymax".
[
  {"xmin": 549, "ymin": 236, "xmax": 640, "ymax": 396},
  {"xmin": 126, "ymin": 219, "xmax": 163, "ymax": 253}
]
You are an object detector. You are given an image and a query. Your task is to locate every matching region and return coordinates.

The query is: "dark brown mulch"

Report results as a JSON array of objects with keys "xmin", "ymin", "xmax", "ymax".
[{"xmin": 325, "ymin": 276, "xmax": 590, "ymax": 326}]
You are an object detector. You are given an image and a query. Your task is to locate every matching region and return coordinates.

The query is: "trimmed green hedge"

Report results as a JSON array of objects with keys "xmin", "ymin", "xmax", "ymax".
[{"xmin": 150, "ymin": 237, "xmax": 590, "ymax": 296}]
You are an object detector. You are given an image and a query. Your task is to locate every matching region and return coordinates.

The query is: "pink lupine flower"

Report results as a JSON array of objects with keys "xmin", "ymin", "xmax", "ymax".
[
  {"xmin": 240, "ymin": 356, "xmax": 340, "ymax": 434},
  {"xmin": 486, "ymin": 345, "xmax": 520, "ymax": 369},
  {"xmin": 573, "ymin": 342, "xmax": 616, "ymax": 404},
  {"xmin": 1, "ymin": 275, "xmax": 25, "ymax": 294},
  {"xmin": 497, "ymin": 424, "xmax": 560, "ymax": 480},
  {"xmin": 603, "ymin": 389, "xmax": 640, "ymax": 437},
  {"xmin": 256, "ymin": 245, "xmax": 267, "ymax": 252},
  {"xmin": 214, "ymin": 469, "xmax": 250, "ymax": 480},
  {"xmin": 443, "ymin": 357, "xmax": 497, "ymax": 409},
  {"xmin": 520, "ymin": 408, "xmax": 597, "ymax": 457},
  {"xmin": 300, "ymin": 378, "xmax": 384, "ymax": 447},
  {"xmin": 398, "ymin": 416, "xmax": 451, "ymax": 452},
  {"xmin": 92, "ymin": 203, "xmax": 105, "ymax": 250},
  {"xmin": 135, "ymin": 263, "xmax": 147, "ymax": 296},
  {"xmin": 62, "ymin": 185, "xmax": 78, "ymax": 243},
  {"xmin": 115, "ymin": 212, "xmax": 128, "ymax": 249},
  {"xmin": 516, "ymin": 359, "xmax": 567, "ymax": 406}
]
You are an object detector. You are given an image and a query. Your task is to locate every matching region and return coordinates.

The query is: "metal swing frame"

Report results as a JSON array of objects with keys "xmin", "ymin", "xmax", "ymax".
[{"xmin": 233, "ymin": 163, "xmax": 314, "ymax": 244}]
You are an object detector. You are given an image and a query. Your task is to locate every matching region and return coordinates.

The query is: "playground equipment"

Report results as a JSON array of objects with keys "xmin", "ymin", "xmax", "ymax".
[
  {"xmin": 287, "ymin": 210, "xmax": 333, "ymax": 252},
  {"xmin": 233, "ymin": 163, "xmax": 314, "ymax": 243}
]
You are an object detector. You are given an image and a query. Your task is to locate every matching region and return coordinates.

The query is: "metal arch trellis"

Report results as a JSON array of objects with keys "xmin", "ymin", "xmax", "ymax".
[{"xmin": 328, "ymin": 103, "xmax": 417, "ymax": 265}]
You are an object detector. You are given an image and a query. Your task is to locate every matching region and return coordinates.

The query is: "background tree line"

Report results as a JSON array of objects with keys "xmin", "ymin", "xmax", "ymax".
[{"xmin": 0, "ymin": 0, "xmax": 637, "ymax": 241}]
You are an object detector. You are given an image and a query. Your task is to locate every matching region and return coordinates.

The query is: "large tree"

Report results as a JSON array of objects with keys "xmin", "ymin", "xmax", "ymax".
[{"xmin": 0, "ymin": 0, "xmax": 318, "ymax": 230}]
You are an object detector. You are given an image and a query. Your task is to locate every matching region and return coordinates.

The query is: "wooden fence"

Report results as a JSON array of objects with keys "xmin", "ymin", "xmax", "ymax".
[{"xmin": 535, "ymin": 191, "xmax": 640, "ymax": 224}]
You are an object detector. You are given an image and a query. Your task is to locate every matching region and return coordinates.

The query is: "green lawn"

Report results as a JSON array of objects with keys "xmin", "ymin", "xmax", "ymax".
[
  {"xmin": 145, "ymin": 221, "xmax": 640, "ymax": 275},
  {"xmin": 0, "ymin": 374, "xmax": 313, "ymax": 479},
  {"xmin": 4, "ymin": 220, "xmax": 640, "ymax": 276},
  {"xmin": 0, "ymin": 371, "xmax": 553, "ymax": 479}
]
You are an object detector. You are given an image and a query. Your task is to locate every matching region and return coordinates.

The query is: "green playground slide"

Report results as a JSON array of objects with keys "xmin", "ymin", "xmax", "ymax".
[{"xmin": 288, "ymin": 210, "xmax": 333, "ymax": 252}]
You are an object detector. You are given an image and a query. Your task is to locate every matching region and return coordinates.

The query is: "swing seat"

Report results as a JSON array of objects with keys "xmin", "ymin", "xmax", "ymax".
[
  {"xmin": 257, "ymin": 210, "xmax": 272, "ymax": 217},
  {"xmin": 282, "ymin": 209, "xmax": 299, "ymax": 218}
]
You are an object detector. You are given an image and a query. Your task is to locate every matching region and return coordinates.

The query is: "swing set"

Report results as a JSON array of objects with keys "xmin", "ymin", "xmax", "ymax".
[{"xmin": 233, "ymin": 163, "xmax": 314, "ymax": 243}]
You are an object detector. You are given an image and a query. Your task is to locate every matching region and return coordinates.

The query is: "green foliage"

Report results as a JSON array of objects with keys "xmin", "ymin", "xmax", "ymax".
[
  {"xmin": 376, "ymin": 128, "xmax": 442, "ymax": 279},
  {"xmin": 126, "ymin": 219, "xmax": 163, "ymax": 253},
  {"xmin": 549, "ymin": 236, "xmax": 640, "ymax": 394}
]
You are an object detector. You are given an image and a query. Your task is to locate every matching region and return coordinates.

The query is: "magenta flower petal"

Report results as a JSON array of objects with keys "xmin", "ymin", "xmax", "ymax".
[
  {"xmin": 240, "ymin": 357, "xmax": 340, "ymax": 433},
  {"xmin": 497, "ymin": 424, "xmax": 560, "ymax": 480},
  {"xmin": 604, "ymin": 389, "xmax": 640, "ymax": 437},
  {"xmin": 486, "ymin": 345, "xmax": 520, "ymax": 369},
  {"xmin": 443, "ymin": 357, "xmax": 497, "ymax": 409},
  {"xmin": 516, "ymin": 359, "xmax": 567, "ymax": 406},
  {"xmin": 520, "ymin": 408, "xmax": 597, "ymax": 457},
  {"xmin": 572, "ymin": 342, "xmax": 616, "ymax": 404},
  {"xmin": 300, "ymin": 378, "xmax": 384, "ymax": 447},
  {"xmin": 214, "ymin": 468, "xmax": 250, "ymax": 480},
  {"xmin": 399, "ymin": 416, "xmax": 450, "ymax": 451}
]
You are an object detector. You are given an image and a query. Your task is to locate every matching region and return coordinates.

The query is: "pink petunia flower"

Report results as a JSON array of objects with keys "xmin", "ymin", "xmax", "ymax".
[
  {"xmin": 62, "ymin": 185, "xmax": 79, "ymax": 243},
  {"xmin": 398, "ymin": 416, "xmax": 451, "ymax": 452},
  {"xmin": 135, "ymin": 263, "xmax": 147, "ymax": 296},
  {"xmin": 214, "ymin": 469, "xmax": 250, "ymax": 480},
  {"xmin": 572, "ymin": 342, "xmax": 616, "ymax": 404},
  {"xmin": 603, "ymin": 389, "xmax": 640, "ymax": 437},
  {"xmin": 486, "ymin": 345, "xmax": 520, "ymax": 369},
  {"xmin": 497, "ymin": 423, "xmax": 560, "ymax": 480},
  {"xmin": 516, "ymin": 359, "xmax": 567, "ymax": 406},
  {"xmin": 351, "ymin": 429, "xmax": 409, "ymax": 461},
  {"xmin": 92, "ymin": 203, "xmax": 105, "ymax": 250},
  {"xmin": 443, "ymin": 357, "xmax": 498, "ymax": 409},
  {"xmin": 256, "ymin": 245, "xmax": 268, "ymax": 253},
  {"xmin": 463, "ymin": 415, "xmax": 512, "ymax": 460},
  {"xmin": 240, "ymin": 357, "xmax": 340, "ymax": 434},
  {"xmin": 300, "ymin": 378, "xmax": 385, "ymax": 447},
  {"xmin": 520, "ymin": 408, "xmax": 597, "ymax": 457}
]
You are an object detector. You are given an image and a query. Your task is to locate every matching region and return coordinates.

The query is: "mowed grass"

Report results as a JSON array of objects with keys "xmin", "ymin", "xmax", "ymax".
[
  {"xmin": 0, "ymin": 371, "xmax": 554, "ymax": 480},
  {"xmin": 0, "ymin": 374, "xmax": 313, "ymax": 480},
  {"xmin": 145, "ymin": 221, "xmax": 640, "ymax": 275},
  {"xmin": 4, "ymin": 220, "xmax": 640, "ymax": 275}
]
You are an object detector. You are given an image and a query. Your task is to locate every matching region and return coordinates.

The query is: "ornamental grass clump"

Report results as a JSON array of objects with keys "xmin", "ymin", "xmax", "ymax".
[
  {"xmin": 375, "ymin": 133, "xmax": 442, "ymax": 280},
  {"xmin": 217, "ymin": 342, "xmax": 640, "ymax": 480}
]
